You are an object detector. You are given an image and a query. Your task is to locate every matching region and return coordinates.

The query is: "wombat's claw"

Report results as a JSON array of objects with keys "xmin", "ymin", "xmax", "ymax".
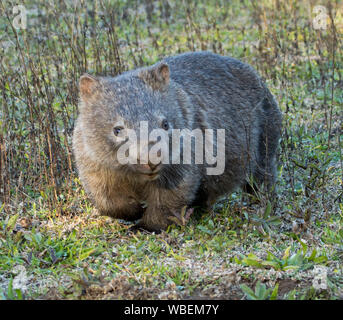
[
  {"xmin": 169, "ymin": 207, "xmax": 194, "ymax": 226},
  {"xmin": 185, "ymin": 207, "xmax": 194, "ymax": 221}
]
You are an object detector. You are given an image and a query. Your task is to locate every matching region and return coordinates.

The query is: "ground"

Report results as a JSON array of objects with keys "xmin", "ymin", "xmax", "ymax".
[{"xmin": 0, "ymin": 0, "xmax": 342, "ymax": 300}]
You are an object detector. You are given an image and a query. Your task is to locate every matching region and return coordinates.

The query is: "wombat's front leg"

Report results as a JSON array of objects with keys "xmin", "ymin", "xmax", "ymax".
[
  {"xmin": 80, "ymin": 168, "xmax": 144, "ymax": 221},
  {"xmin": 95, "ymin": 194, "xmax": 144, "ymax": 221},
  {"xmin": 92, "ymin": 192, "xmax": 144, "ymax": 221},
  {"xmin": 132, "ymin": 206, "xmax": 170, "ymax": 232}
]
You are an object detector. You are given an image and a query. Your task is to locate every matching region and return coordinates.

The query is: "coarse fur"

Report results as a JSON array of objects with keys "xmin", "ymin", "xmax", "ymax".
[{"xmin": 73, "ymin": 51, "xmax": 282, "ymax": 231}]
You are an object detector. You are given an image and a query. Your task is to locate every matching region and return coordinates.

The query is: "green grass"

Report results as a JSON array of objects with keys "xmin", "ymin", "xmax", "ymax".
[{"xmin": 0, "ymin": 0, "xmax": 342, "ymax": 299}]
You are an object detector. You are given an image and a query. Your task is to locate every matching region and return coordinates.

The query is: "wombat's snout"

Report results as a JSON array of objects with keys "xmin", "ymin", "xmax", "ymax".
[
  {"xmin": 138, "ymin": 161, "xmax": 161, "ymax": 173},
  {"xmin": 135, "ymin": 161, "xmax": 162, "ymax": 180},
  {"xmin": 134, "ymin": 139, "xmax": 163, "ymax": 176}
]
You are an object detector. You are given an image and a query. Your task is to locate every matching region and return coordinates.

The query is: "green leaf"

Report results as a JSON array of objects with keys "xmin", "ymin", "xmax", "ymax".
[
  {"xmin": 282, "ymin": 246, "xmax": 292, "ymax": 261},
  {"xmin": 32, "ymin": 232, "xmax": 42, "ymax": 246},
  {"xmin": 208, "ymin": 219, "xmax": 215, "ymax": 229},
  {"xmin": 6, "ymin": 214, "xmax": 19, "ymax": 233},
  {"xmin": 240, "ymin": 284, "xmax": 258, "ymax": 300},
  {"xmin": 14, "ymin": 289, "xmax": 23, "ymax": 300},
  {"xmin": 261, "ymin": 260, "xmax": 281, "ymax": 270},
  {"xmin": 270, "ymin": 283, "xmax": 279, "ymax": 300},
  {"xmin": 234, "ymin": 256, "xmax": 242, "ymax": 264},
  {"xmin": 313, "ymin": 256, "xmax": 328, "ymax": 264},
  {"xmin": 267, "ymin": 250, "xmax": 279, "ymax": 261},
  {"xmin": 263, "ymin": 201, "xmax": 272, "ymax": 219},
  {"xmin": 267, "ymin": 216, "xmax": 282, "ymax": 225},
  {"xmin": 285, "ymin": 289, "xmax": 297, "ymax": 300},
  {"xmin": 242, "ymin": 253, "xmax": 263, "ymax": 267},
  {"xmin": 288, "ymin": 250, "xmax": 303, "ymax": 266},
  {"xmin": 308, "ymin": 248, "xmax": 317, "ymax": 261},
  {"xmin": 79, "ymin": 248, "xmax": 95, "ymax": 261},
  {"xmin": 197, "ymin": 225, "xmax": 213, "ymax": 235},
  {"xmin": 283, "ymin": 265, "xmax": 300, "ymax": 271},
  {"xmin": 7, "ymin": 278, "xmax": 14, "ymax": 300},
  {"xmin": 255, "ymin": 281, "xmax": 267, "ymax": 298},
  {"xmin": 299, "ymin": 240, "xmax": 308, "ymax": 255}
]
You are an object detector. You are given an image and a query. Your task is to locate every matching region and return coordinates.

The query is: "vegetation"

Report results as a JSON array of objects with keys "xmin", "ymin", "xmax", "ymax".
[{"xmin": 0, "ymin": 0, "xmax": 342, "ymax": 299}]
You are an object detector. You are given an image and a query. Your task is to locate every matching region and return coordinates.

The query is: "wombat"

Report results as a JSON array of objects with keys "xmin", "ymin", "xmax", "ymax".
[{"xmin": 73, "ymin": 51, "xmax": 282, "ymax": 232}]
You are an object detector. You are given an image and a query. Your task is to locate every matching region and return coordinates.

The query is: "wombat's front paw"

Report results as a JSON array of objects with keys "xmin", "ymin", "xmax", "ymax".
[{"xmin": 168, "ymin": 207, "xmax": 194, "ymax": 226}]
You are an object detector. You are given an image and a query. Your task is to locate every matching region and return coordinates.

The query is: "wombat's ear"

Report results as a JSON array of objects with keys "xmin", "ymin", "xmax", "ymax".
[
  {"xmin": 138, "ymin": 62, "xmax": 170, "ymax": 90},
  {"xmin": 79, "ymin": 74, "xmax": 101, "ymax": 101}
]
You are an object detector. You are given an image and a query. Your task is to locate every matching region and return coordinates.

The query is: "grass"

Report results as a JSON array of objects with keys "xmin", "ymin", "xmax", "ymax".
[{"xmin": 0, "ymin": 0, "xmax": 342, "ymax": 300}]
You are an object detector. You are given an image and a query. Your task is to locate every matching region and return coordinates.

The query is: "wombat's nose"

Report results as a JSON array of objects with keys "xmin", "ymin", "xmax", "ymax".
[
  {"xmin": 148, "ymin": 161, "xmax": 160, "ymax": 171},
  {"xmin": 140, "ymin": 160, "xmax": 161, "ymax": 172}
]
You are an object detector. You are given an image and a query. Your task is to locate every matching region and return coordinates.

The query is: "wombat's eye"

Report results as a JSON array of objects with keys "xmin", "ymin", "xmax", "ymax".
[
  {"xmin": 113, "ymin": 126, "xmax": 124, "ymax": 136},
  {"xmin": 161, "ymin": 119, "xmax": 169, "ymax": 131}
]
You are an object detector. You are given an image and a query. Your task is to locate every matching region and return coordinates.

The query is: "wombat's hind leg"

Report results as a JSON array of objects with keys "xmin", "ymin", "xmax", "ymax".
[{"xmin": 253, "ymin": 96, "xmax": 281, "ymax": 193}]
